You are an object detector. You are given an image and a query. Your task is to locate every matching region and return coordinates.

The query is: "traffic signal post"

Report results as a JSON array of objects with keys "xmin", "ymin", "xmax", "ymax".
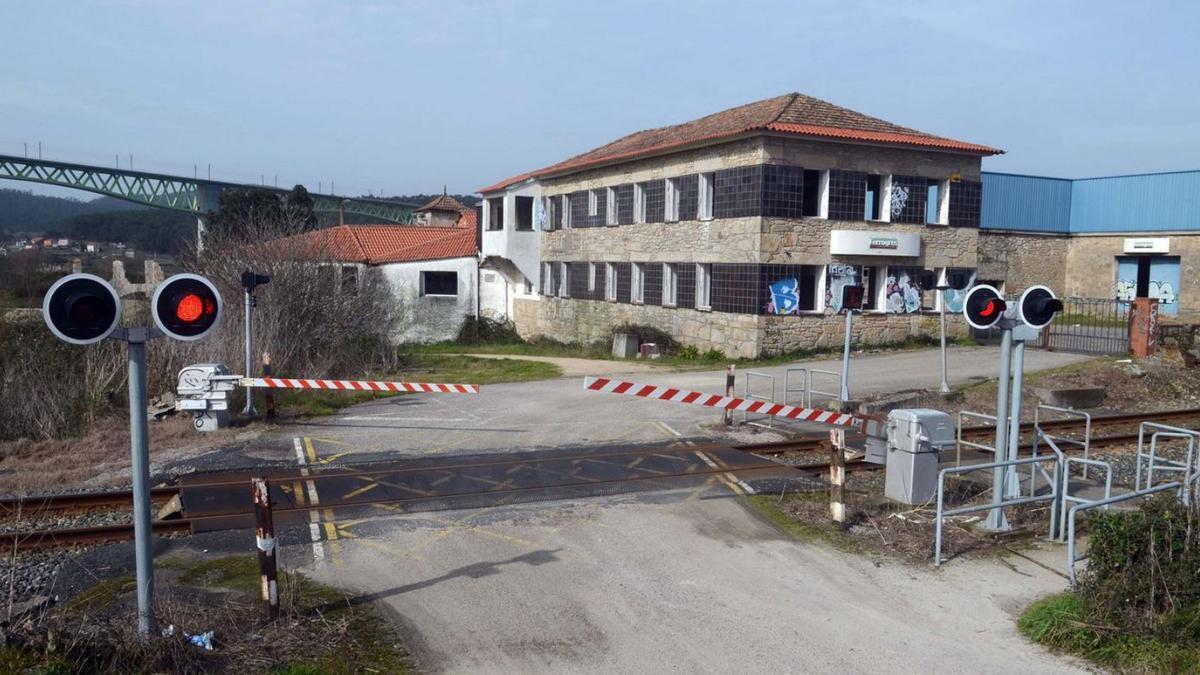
[
  {"xmin": 241, "ymin": 271, "xmax": 270, "ymax": 416},
  {"xmin": 44, "ymin": 273, "xmax": 223, "ymax": 638}
]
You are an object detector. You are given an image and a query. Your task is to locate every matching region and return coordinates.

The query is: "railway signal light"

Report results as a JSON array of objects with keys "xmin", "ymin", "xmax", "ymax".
[
  {"xmin": 42, "ymin": 273, "xmax": 123, "ymax": 345},
  {"xmin": 840, "ymin": 285, "xmax": 863, "ymax": 312},
  {"xmin": 241, "ymin": 270, "xmax": 271, "ymax": 292},
  {"xmin": 1018, "ymin": 285, "xmax": 1063, "ymax": 329},
  {"xmin": 152, "ymin": 273, "xmax": 223, "ymax": 341},
  {"xmin": 962, "ymin": 284, "xmax": 1007, "ymax": 330}
]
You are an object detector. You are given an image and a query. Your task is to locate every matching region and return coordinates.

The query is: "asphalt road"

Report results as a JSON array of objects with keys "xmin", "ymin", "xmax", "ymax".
[
  {"xmin": 303, "ymin": 486, "xmax": 1085, "ymax": 674},
  {"xmin": 279, "ymin": 346, "xmax": 1091, "ymax": 459}
]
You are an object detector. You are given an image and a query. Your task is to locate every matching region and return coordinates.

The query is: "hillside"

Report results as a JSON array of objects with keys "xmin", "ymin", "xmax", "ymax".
[{"xmin": 0, "ymin": 188, "xmax": 146, "ymax": 234}]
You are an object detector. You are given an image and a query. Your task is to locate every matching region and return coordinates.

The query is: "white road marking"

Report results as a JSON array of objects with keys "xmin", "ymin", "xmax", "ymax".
[{"xmin": 294, "ymin": 437, "xmax": 326, "ymax": 564}]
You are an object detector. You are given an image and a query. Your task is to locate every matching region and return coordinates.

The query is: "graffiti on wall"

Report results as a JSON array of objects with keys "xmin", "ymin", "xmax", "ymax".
[
  {"xmin": 825, "ymin": 263, "xmax": 859, "ymax": 314},
  {"xmin": 767, "ymin": 277, "xmax": 801, "ymax": 315},
  {"xmin": 943, "ymin": 270, "xmax": 977, "ymax": 313},
  {"xmin": 885, "ymin": 268, "xmax": 924, "ymax": 314},
  {"xmin": 889, "ymin": 184, "xmax": 909, "ymax": 220}
]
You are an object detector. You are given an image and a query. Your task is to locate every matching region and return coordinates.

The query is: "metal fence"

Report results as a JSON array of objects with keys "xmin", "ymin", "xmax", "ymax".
[{"xmin": 1041, "ymin": 297, "xmax": 1131, "ymax": 355}]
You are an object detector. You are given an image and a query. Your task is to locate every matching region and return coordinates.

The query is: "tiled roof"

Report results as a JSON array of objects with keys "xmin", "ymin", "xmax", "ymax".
[
  {"xmin": 270, "ymin": 220, "xmax": 477, "ymax": 265},
  {"xmin": 416, "ymin": 193, "xmax": 470, "ymax": 213},
  {"xmin": 480, "ymin": 93, "xmax": 1002, "ymax": 193}
]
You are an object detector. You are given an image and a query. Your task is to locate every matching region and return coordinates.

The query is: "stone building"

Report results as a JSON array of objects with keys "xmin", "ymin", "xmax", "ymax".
[
  {"xmin": 478, "ymin": 93, "xmax": 1000, "ymax": 357},
  {"xmin": 979, "ymin": 170, "xmax": 1200, "ymax": 320}
]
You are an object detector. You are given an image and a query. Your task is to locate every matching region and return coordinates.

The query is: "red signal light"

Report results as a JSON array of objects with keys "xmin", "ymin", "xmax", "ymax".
[
  {"xmin": 176, "ymin": 293, "xmax": 204, "ymax": 322},
  {"xmin": 979, "ymin": 299, "xmax": 999, "ymax": 318}
]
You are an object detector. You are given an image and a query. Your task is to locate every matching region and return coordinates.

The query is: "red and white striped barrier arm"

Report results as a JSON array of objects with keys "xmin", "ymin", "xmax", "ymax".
[
  {"xmin": 241, "ymin": 378, "xmax": 478, "ymax": 394},
  {"xmin": 583, "ymin": 376, "xmax": 858, "ymax": 427}
]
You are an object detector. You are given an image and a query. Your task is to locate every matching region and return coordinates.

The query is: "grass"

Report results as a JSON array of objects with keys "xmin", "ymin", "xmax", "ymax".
[
  {"xmin": 742, "ymin": 493, "xmax": 870, "ymax": 556},
  {"xmin": 1019, "ymin": 593, "xmax": 1200, "ymax": 672}
]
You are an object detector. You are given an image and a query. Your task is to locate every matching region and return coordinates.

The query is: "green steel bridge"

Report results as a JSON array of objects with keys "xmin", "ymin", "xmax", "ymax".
[{"xmin": 0, "ymin": 154, "xmax": 416, "ymax": 224}]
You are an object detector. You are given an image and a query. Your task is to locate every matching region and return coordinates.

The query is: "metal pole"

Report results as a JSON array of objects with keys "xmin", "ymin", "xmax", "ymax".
[
  {"xmin": 251, "ymin": 477, "xmax": 279, "ymax": 620},
  {"xmin": 983, "ymin": 326, "xmax": 1013, "ymax": 531},
  {"xmin": 243, "ymin": 288, "xmax": 255, "ymax": 415},
  {"xmin": 939, "ymin": 287, "xmax": 950, "ymax": 394},
  {"xmin": 840, "ymin": 309, "xmax": 853, "ymax": 403},
  {"xmin": 723, "ymin": 365, "xmax": 735, "ymax": 426},
  {"xmin": 829, "ymin": 428, "xmax": 846, "ymax": 524},
  {"xmin": 127, "ymin": 331, "xmax": 156, "ymax": 637},
  {"xmin": 1005, "ymin": 339, "xmax": 1027, "ymax": 498},
  {"xmin": 263, "ymin": 351, "xmax": 277, "ymax": 421}
]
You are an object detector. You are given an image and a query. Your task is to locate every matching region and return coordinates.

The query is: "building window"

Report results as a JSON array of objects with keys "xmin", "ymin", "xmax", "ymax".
[
  {"xmin": 605, "ymin": 263, "xmax": 617, "ymax": 300},
  {"xmin": 487, "ymin": 198, "xmax": 504, "ymax": 231},
  {"xmin": 588, "ymin": 262, "xmax": 597, "ymax": 293},
  {"xmin": 926, "ymin": 179, "xmax": 950, "ymax": 224},
  {"xmin": 588, "ymin": 190, "xmax": 599, "ymax": 217},
  {"xmin": 421, "ymin": 270, "xmax": 457, "ymax": 297},
  {"xmin": 542, "ymin": 262, "xmax": 553, "ymax": 295},
  {"xmin": 515, "ymin": 196, "xmax": 534, "ymax": 231},
  {"xmin": 698, "ymin": 173, "xmax": 714, "ymax": 220},
  {"xmin": 695, "ymin": 263, "xmax": 712, "ymax": 310},
  {"xmin": 543, "ymin": 196, "xmax": 556, "ymax": 231},
  {"xmin": 662, "ymin": 263, "xmax": 678, "ymax": 306},
  {"xmin": 605, "ymin": 188, "xmax": 617, "ymax": 225},
  {"xmin": 634, "ymin": 183, "xmax": 647, "ymax": 223},
  {"xmin": 882, "ymin": 266, "xmax": 935, "ymax": 313},
  {"xmin": 665, "ymin": 178, "xmax": 680, "ymax": 222},
  {"xmin": 632, "ymin": 263, "xmax": 645, "ymax": 303},
  {"xmin": 558, "ymin": 262, "xmax": 569, "ymax": 297},
  {"xmin": 802, "ymin": 170, "xmax": 821, "ymax": 217},
  {"xmin": 562, "ymin": 195, "xmax": 572, "ymax": 228},
  {"xmin": 523, "ymin": 277, "xmax": 534, "ymax": 295},
  {"xmin": 865, "ymin": 175, "xmax": 883, "ymax": 221}
]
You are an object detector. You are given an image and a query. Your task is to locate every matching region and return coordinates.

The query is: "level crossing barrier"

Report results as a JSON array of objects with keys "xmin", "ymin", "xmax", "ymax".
[
  {"xmin": 582, "ymin": 376, "xmax": 859, "ymax": 427},
  {"xmin": 240, "ymin": 377, "xmax": 479, "ymax": 394}
]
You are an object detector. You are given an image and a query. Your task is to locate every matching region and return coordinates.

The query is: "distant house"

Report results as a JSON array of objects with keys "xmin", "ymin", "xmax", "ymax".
[
  {"xmin": 85, "ymin": 242, "xmax": 101, "ymax": 254},
  {"xmin": 413, "ymin": 192, "xmax": 476, "ymax": 227},
  {"xmin": 270, "ymin": 209, "xmax": 480, "ymax": 343}
]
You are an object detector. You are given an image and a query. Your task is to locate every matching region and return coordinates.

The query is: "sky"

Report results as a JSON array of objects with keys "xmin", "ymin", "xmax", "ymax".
[{"xmin": 1, "ymin": 0, "xmax": 1198, "ymax": 201}]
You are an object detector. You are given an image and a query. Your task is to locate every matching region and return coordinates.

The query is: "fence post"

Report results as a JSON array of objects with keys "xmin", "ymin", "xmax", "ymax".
[
  {"xmin": 251, "ymin": 477, "xmax": 279, "ymax": 620},
  {"xmin": 262, "ymin": 351, "xmax": 276, "ymax": 421},
  {"xmin": 829, "ymin": 428, "xmax": 846, "ymax": 525},
  {"xmin": 723, "ymin": 364, "xmax": 735, "ymax": 426}
]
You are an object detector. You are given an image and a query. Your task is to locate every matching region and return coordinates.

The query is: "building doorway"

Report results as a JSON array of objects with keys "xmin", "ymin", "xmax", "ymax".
[{"xmin": 1116, "ymin": 256, "xmax": 1180, "ymax": 316}]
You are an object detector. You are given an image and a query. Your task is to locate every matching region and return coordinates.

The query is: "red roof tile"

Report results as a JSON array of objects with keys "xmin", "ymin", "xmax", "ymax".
[
  {"xmin": 271, "ymin": 220, "xmax": 477, "ymax": 266},
  {"xmin": 480, "ymin": 93, "xmax": 1002, "ymax": 193},
  {"xmin": 416, "ymin": 193, "xmax": 470, "ymax": 213}
]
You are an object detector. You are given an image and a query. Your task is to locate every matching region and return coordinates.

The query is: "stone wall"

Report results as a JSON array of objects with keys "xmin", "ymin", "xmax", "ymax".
[
  {"xmin": 761, "ymin": 217, "xmax": 978, "ymax": 269},
  {"xmin": 763, "ymin": 137, "xmax": 983, "ymax": 181},
  {"xmin": 540, "ymin": 137, "xmax": 766, "ymax": 195},
  {"xmin": 512, "ymin": 296, "xmax": 762, "ymax": 358},
  {"xmin": 759, "ymin": 312, "xmax": 968, "ymax": 355},
  {"xmin": 977, "ymin": 231, "xmax": 1070, "ymax": 294}
]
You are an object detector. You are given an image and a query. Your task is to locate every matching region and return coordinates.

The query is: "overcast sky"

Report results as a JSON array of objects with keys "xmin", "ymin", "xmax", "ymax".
[{"xmin": 2, "ymin": 0, "xmax": 1197, "ymax": 200}]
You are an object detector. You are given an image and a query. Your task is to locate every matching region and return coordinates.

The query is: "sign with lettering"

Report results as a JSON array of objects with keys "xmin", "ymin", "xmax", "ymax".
[
  {"xmin": 830, "ymin": 230, "xmax": 920, "ymax": 257},
  {"xmin": 1123, "ymin": 237, "xmax": 1169, "ymax": 254}
]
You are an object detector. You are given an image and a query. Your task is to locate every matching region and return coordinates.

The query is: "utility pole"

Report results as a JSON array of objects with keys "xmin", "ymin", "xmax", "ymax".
[
  {"xmin": 839, "ymin": 306, "xmax": 854, "ymax": 403},
  {"xmin": 938, "ymin": 282, "xmax": 951, "ymax": 394}
]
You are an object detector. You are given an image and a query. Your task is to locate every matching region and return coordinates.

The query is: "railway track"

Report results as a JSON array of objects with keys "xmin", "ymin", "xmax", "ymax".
[{"xmin": 5, "ymin": 406, "xmax": 1198, "ymax": 551}]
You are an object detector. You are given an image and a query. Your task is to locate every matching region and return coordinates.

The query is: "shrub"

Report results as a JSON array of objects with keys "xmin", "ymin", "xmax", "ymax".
[
  {"xmin": 677, "ymin": 345, "xmax": 701, "ymax": 360},
  {"xmin": 456, "ymin": 316, "xmax": 523, "ymax": 345},
  {"xmin": 1080, "ymin": 493, "xmax": 1200, "ymax": 643}
]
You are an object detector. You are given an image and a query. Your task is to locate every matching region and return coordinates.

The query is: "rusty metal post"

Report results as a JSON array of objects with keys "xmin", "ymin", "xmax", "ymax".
[
  {"xmin": 829, "ymin": 428, "xmax": 846, "ymax": 524},
  {"xmin": 262, "ymin": 351, "xmax": 276, "ymax": 421},
  {"xmin": 251, "ymin": 477, "xmax": 279, "ymax": 620},
  {"xmin": 723, "ymin": 365, "xmax": 736, "ymax": 426}
]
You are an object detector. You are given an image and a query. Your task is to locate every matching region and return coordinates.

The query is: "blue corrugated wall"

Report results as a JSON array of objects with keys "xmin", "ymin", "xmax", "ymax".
[
  {"xmin": 981, "ymin": 173, "xmax": 1072, "ymax": 233},
  {"xmin": 982, "ymin": 169, "xmax": 1200, "ymax": 233}
]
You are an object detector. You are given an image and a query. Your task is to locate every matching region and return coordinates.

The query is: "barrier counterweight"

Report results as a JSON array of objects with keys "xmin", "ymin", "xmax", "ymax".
[{"xmin": 584, "ymin": 376, "xmax": 858, "ymax": 427}]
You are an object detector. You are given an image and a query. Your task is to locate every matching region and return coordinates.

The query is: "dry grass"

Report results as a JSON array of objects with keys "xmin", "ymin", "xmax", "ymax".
[{"xmin": 0, "ymin": 414, "xmax": 239, "ymax": 495}]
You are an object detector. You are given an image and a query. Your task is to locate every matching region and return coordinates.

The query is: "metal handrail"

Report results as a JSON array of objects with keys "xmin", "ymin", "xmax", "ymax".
[
  {"xmin": 1135, "ymin": 422, "xmax": 1200, "ymax": 503},
  {"xmin": 1035, "ymin": 405, "xmax": 1092, "ymax": 477},
  {"xmin": 743, "ymin": 371, "xmax": 776, "ymax": 428},
  {"xmin": 956, "ymin": 411, "xmax": 998, "ymax": 468},
  {"xmin": 934, "ymin": 455, "xmax": 1061, "ymax": 565},
  {"xmin": 1067, "ymin": 481, "xmax": 1183, "ymax": 587},
  {"xmin": 1058, "ymin": 456, "xmax": 1114, "ymax": 542},
  {"xmin": 783, "ymin": 367, "xmax": 809, "ymax": 407},
  {"xmin": 807, "ymin": 369, "xmax": 842, "ymax": 406}
]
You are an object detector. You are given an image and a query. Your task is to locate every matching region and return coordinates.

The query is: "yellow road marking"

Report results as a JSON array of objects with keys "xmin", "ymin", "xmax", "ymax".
[
  {"xmin": 626, "ymin": 457, "xmax": 645, "ymax": 469},
  {"xmin": 304, "ymin": 437, "xmax": 318, "ymax": 463},
  {"xmin": 341, "ymin": 481, "xmax": 379, "ymax": 500},
  {"xmin": 291, "ymin": 481, "xmax": 305, "ymax": 507},
  {"xmin": 316, "ymin": 452, "xmax": 349, "ymax": 465},
  {"xmin": 311, "ymin": 436, "xmax": 354, "ymax": 446}
]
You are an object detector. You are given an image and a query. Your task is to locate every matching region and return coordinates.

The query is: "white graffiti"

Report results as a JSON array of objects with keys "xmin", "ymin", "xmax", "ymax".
[
  {"xmin": 1115, "ymin": 278, "xmax": 1137, "ymax": 302},
  {"xmin": 1150, "ymin": 280, "xmax": 1177, "ymax": 306},
  {"xmin": 890, "ymin": 185, "xmax": 909, "ymax": 219}
]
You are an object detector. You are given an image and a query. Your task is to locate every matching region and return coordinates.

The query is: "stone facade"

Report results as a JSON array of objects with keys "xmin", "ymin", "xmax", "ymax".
[
  {"xmin": 977, "ymin": 231, "xmax": 1070, "ymax": 294},
  {"xmin": 760, "ymin": 312, "xmax": 968, "ymax": 356},
  {"xmin": 1065, "ymin": 234, "xmax": 1200, "ymax": 320}
]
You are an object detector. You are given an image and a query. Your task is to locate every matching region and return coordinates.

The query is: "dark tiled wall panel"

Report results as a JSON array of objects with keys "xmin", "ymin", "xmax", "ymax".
[
  {"xmin": 676, "ymin": 264, "xmax": 696, "ymax": 308},
  {"xmin": 643, "ymin": 264, "xmax": 663, "ymax": 306},
  {"xmin": 890, "ymin": 175, "xmax": 929, "ymax": 224},
  {"xmin": 711, "ymin": 263, "xmax": 762, "ymax": 314},
  {"xmin": 568, "ymin": 262, "xmax": 590, "ymax": 299},
  {"xmin": 570, "ymin": 190, "xmax": 589, "ymax": 227},
  {"xmin": 713, "ymin": 166, "xmax": 763, "ymax": 218},
  {"xmin": 553, "ymin": 198, "xmax": 564, "ymax": 229},
  {"xmin": 615, "ymin": 184, "xmax": 634, "ymax": 225},
  {"xmin": 615, "ymin": 263, "xmax": 632, "ymax": 303},
  {"xmin": 761, "ymin": 165, "xmax": 805, "ymax": 218},
  {"xmin": 677, "ymin": 175, "xmax": 699, "ymax": 221},
  {"xmin": 948, "ymin": 180, "xmax": 982, "ymax": 227},
  {"xmin": 643, "ymin": 181, "xmax": 665, "ymax": 223},
  {"xmin": 551, "ymin": 264, "xmax": 563, "ymax": 295},
  {"xmin": 758, "ymin": 264, "xmax": 819, "ymax": 311},
  {"xmin": 595, "ymin": 263, "xmax": 606, "ymax": 298},
  {"xmin": 827, "ymin": 170, "xmax": 867, "ymax": 221}
]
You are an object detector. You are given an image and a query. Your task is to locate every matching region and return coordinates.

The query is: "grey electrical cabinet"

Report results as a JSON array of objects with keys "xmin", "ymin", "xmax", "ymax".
[{"xmin": 885, "ymin": 409, "xmax": 955, "ymax": 504}]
